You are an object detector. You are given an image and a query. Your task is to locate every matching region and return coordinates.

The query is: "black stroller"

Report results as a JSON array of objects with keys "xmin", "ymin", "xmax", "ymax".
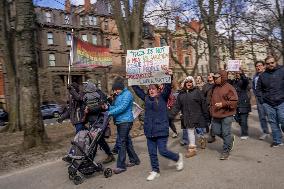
[{"xmin": 67, "ymin": 112, "xmax": 113, "ymax": 185}]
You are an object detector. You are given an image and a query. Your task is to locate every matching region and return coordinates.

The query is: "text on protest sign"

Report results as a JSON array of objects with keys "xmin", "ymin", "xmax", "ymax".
[
  {"xmin": 126, "ymin": 46, "xmax": 171, "ymax": 86},
  {"xmin": 227, "ymin": 60, "xmax": 241, "ymax": 72}
]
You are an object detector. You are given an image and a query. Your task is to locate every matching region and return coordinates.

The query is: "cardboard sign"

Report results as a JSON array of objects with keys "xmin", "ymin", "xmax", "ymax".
[
  {"xmin": 227, "ymin": 60, "xmax": 241, "ymax": 72},
  {"xmin": 126, "ymin": 46, "xmax": 171, "ymax": 86}
]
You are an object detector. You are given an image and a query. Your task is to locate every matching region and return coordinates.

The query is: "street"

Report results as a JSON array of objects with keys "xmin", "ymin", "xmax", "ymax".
[{"xmin": 0, "ymin": 109, "xmax": 284, "ymax": 189}]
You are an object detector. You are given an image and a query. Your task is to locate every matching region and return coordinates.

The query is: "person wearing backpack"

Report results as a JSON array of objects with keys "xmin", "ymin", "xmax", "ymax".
[{"xmin": 82, "ymin": 80, "xmax": 115, "ymax": 164}]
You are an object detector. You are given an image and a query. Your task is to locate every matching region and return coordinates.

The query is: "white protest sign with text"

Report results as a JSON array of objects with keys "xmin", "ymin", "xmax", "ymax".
[
  {"xmin": 227, "ymin": 60, "xmax": 241, "ymax": 72},
  {"xmin": 126, "ymin": 46, "xmax": 171, "ymax": 86}
]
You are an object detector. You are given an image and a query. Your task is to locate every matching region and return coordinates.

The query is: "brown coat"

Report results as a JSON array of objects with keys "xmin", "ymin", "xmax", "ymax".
[{"xmin": 210, "ymin": 82, "xmax": 238, "ymax": 118}]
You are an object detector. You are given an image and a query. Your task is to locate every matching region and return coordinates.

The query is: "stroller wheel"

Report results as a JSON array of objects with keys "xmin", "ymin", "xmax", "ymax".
[
  {"xmin": 73, "ymin": 175, "xmax": 83, "ymax": 185},
  {"xmin": 104, "ymin": 168, "xmax": 113, "ymax": 178},
  {"xmin": 97, "ymin": 163, "xmax": 103, "ymax": 172},
  {"xmin": 69, "ymin": 174, "xmax": 74, "ymax": 180}
]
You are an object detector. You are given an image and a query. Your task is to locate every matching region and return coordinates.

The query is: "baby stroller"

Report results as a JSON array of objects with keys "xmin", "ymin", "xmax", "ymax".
[{"xmin": 67, "ymin": 112, "xmax": 113, "ymax": 185}]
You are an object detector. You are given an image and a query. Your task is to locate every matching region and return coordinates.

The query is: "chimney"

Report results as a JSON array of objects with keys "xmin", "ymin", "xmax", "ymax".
[
  {"xmin": 84, "ymin": 0, "xmax": 91, "ymax": 13},
  {"xmin": 65, "ymin": 0, "xmax": 71, "ymax": 13}
]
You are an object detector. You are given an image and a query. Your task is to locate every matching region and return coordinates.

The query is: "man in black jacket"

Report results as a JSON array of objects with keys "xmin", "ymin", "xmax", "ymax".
[{"xmin": 256, "ymin": 56, "xmax": 284, "ymax": 147}]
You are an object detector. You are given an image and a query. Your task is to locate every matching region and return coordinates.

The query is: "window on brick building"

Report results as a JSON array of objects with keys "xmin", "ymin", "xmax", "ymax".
[
  {"xmin": 66, "ymin": 33, "xmax": 72, "ymax": 46},
  {"xmin": 160, "ymin": 38, "xmax": 167, "ymax": 47},
  {"xmin": 88, "ymin": 16, "xmax": 97, "ymax": 26},
  {"xmin": 184, "ymin": 56, "xmax": 190, "ymax": 67},
  {"xmin": 92, "ymin": 34, "xmax": 97, "ymax": 45},
  {"xmin": 47, "ymin": 32, "xmax": 54, "ymax": 45},
  {"xmin": 172, "ymin": 40, "xmax": 176, "ymax": 49},
  {"xmin": 81, "ymin": 34, "xmax": 88, "ymax": 42},
  {"xmin": 106, "ymin": 39, "xmax": 111, "ymax": 48},
  {"xmin": 48, "ymin": 53, "xmax": 56, "ymax": 66},
  {"xmin": 45, "ymin": 12, "xmax": 52, "ymax": 23},
  {"xmin": 183, "ymin": 40, "xmax": 189, "ymax": 49},
  {"xmin": 80, "ymin": 16, "xmax": 84, "ymax": 25},
  {"xmin": 104, "ymin": 21, "xmax": 109, "ymax": 30},
  {"xmin": 64, "ymin": 14, "xmax": 70, "ymax": 25}
]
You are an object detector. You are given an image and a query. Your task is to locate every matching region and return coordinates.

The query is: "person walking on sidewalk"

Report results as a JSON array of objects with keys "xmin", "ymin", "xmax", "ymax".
[
  {"xmin": 210, "ymin": 70, "xmax": 238, "ymax": 160},
  {"xmin": 108, "ymin": 77, "xmax": 140, "ymax": 174},
  {"xmin": 256, "ymin": 56, "xmax": 284, "ymax": 147},
  {"xmin": 170, "ymin": 76, "xmax": 209, "ymax": 158},
  {"xmin": 202, "ymin": 73, "xmax": 216, "ymax": 143},
  {"xmin": 230, "ymin": 70, "xmax": 251, "ymax": 140},
  {"xmin": 132, "ymin": 69, "xmax": 184, "ymax": 181},
  {"xmin": 252, "ymin": 60, "xmax": 270, "ymax": 140}
]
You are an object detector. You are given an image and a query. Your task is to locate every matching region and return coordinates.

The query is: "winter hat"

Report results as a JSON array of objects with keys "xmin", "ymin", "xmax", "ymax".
[
  {"xmin": 112, "ymin": 77, "xmax": 125, "ymax": 91},
  {"xmin": 183, "ymin": 76, "xmax": 196, "ymax": 87}
]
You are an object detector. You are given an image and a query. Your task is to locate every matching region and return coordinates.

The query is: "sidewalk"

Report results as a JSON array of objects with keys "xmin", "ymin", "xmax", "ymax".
[{"xmin": 0, "ymin": 110, "xmax": 284, "ymax": 189}]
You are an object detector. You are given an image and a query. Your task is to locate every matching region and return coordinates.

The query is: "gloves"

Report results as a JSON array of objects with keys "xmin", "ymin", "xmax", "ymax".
[
  {"xmin": 67, "ymin": 84, "xmax": 72, "ymax": 90},
  {"xmin": 57, "ymin": 117, "xmax": 63, "ymax": 124}
]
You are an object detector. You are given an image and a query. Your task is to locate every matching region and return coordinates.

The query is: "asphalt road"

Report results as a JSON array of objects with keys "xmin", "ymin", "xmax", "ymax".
[{"xmin": 0, "ymin": 110, "xmax": 284, "ymax": 189}]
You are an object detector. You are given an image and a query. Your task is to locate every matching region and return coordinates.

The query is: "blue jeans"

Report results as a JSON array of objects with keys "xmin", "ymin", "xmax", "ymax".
[
  {"xmin": 75, "ymin": 123, "xmax": 85, "ymax": 134},
  {"xmin": 235, "ymin": 113, "xmax": 249, "ymax": 136},
  {"xmin": 263, "ymin": 102, "xmax": 284, "ymax": 144},
  {"xmin": 113, "ymin": 133, "xmax": 133, "ymax": 151},
  {"xmin": 212, "ymin": 116, "xmax": 234, "ymax": 153},
  {"xmin": 116, "ymin": 122, "xmax": 140, "ymax": 169},
  {"xmin": 147, "ymin": 136, "xmax": 179, "ymax": 172},
  {"xmin": 256, "ymin": 100, "xmax": 269, "ymax": 134},
  {"xmin": 181, "ymin": 129, "xmax": 189, "ymax": 145}
]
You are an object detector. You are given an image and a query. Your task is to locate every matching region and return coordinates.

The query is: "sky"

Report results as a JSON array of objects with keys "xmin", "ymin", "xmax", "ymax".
[{"xmin": 33, "ymin": 0, "xmax": 97, "ymax": 9}]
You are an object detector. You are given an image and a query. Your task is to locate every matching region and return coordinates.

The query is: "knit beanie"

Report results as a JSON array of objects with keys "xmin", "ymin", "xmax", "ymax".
[{"xmin": 112, "ymin": 77, "xmax": 125, "ymax": 91}]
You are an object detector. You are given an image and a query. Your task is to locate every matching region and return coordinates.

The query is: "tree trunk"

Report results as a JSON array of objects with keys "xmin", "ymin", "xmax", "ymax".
[
  {"xmin": 15, "ymin": 0, "xmax": 47, "ymax": 149},
  {"xmin": 0, "ymin": 0, "xmax": 21, "ymax": 132}
]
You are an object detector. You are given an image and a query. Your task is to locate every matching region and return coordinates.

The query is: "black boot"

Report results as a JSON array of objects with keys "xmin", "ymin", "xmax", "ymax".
[{"xmin": 207, "ymin": 136, "xmax": 216, "ymax": 143}]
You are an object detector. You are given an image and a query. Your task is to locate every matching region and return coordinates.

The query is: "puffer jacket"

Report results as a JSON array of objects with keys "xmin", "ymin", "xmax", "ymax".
[
  {"xmin": 132, "ymin": 83, "xmax": 171, "ymax": 138},
  {"xmin": 256, "ymin": 65, "xmax": 284, "ymax": 107},
  {"xmin": 108, "ymin": 88, "xmax": 134, "ymax": 124}
]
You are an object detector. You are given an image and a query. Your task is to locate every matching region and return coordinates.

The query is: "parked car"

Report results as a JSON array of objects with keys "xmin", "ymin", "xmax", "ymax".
[
  {"xmin": 40, "ymin": 104, "xmax": 63, "ymax": 119},
  {"xmin": 0, "ymin": 108, "xmax": 8, "ymax": 126}
]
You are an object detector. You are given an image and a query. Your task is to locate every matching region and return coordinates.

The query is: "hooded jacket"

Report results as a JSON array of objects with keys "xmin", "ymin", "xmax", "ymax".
[
  {"xmin": 256, "ymin": 65, "xmax": 284, "ymax": 107},
  {"xmin": 210, "ymin": 70, "xmax": 238, "ymax": 118},
  {"xmin": 83, "ymin": 81, "xmax": 107, "ymax": 123},
  {"xmin": 170, "ymin": 77, "xmax": 209, "ymax": 129}
]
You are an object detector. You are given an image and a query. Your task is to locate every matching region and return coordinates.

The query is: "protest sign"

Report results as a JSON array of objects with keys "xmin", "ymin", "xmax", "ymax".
[
  {"xmin": 227, "ymin": 60, "xmax": 241, "ymax": 72},
  {"xmin": 132, "ymin": 102, "xmax": 143, "ymax": 120},
  {"xmin": 126, "ymin": 46, "xmax": 171, "ymax": 86}
]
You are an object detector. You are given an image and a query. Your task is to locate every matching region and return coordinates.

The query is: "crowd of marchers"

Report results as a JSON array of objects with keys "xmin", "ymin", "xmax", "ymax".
[{"xmin": 57, "ymin": 55, "xmax": 284, "ymax": 181}]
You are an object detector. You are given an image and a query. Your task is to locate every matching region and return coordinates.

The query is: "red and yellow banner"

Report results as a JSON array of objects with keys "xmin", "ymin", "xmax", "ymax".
[{"xmin": 72, "ymin": 37, "xmax": 112, "ymax": 67}]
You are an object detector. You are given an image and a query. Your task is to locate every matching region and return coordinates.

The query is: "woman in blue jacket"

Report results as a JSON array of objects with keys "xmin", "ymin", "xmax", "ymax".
[{"xmin": 132, "ymin": 70, "xmax": 184, "ymax": 181}]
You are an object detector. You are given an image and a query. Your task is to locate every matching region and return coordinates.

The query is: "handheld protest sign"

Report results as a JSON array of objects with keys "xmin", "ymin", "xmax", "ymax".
[{"xmin": 126, "ymin": 46, "xmax": 171, "ymax": 86}]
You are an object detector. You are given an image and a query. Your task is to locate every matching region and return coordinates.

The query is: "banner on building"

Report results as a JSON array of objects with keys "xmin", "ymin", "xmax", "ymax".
[
  {"xmin": 227, "ymin": 60, "xmax": 241, "ymax": 72},
  {"xmin": 126, "ymin": 46, "xmax": 171, "ymax": 86},
  {"xmin": 72, "ymin": 37, "xmax": 112, "ymax": 68}
]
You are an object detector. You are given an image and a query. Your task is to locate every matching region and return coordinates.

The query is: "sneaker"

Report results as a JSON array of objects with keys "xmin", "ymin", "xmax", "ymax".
[
  {"xmin": 113, "ymin": 168, "xmax": 126, "ymax": 174},
  {"xmin": 62, "ymin": 155, "xmax": 72, "ymax": 163},
  {"xmin": 126, "ymin": 161, "xmax": 140, "ymax": 167},
  {"xmin": 111, "ymin": 148, "xmax": 118, "ymax": 155},
  {"xmin": 172, "ymin": 133, "xmax": 178, "ymax": 138},
  {"xmin": 102, "ymin": 155, "xmax": 115, "ymax": 164},
  {"xmin": 259, "ymin": 134, "xmax": 269, "ymax": 140},
  {"xmin": 240, "ymin": 136, "xmax": 249, "ymax": 140},
  {"xmin": 176, "ymin": 153, "xmax": 184, "ymax": 171},
  {"xmin": 207, "ymin": 136, "xmax": 216, "ymax": 143},
  {"xmin": 229, "ymin": 135, "xmax": 235, "ymax": 152},
  {"xmin": 220, "ymin": 152, "xmax": 230, "ymax": 160},
  {"xmin": 179, "ymin": 140, "xmax": 188, "ymax": 146},
  {"xmin": 198, "ymin": 137, "xmax": 207, "ymax": 149},
  {"xmin": 147, "ymin": 171, "xmax": 160, "ymax": 181},
  {"xmin": 270, "ymin": 142, "xmax": 283, "ymax": 147}
]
